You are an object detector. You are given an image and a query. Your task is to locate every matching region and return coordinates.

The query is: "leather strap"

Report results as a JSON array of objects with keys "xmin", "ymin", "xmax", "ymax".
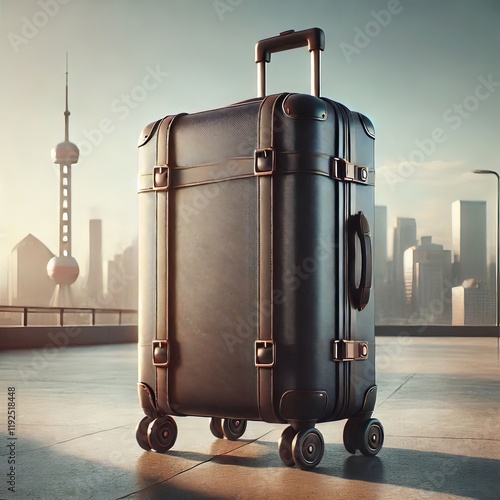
[
  {"xmin": 153, "ymin": 114, "xmax": 180, "ymax": 416},
  {"xmin": 256, "ymin": 94, "xmax": 283, "ymax": 423}
]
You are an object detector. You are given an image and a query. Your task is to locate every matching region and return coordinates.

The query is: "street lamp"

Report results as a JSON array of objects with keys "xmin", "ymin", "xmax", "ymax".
[{"xmin": 472, "ymin": 169, "xmax": 500, "ymax": 359}]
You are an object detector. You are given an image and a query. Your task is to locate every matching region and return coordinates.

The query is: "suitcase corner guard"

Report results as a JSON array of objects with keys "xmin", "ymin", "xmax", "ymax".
[{"xmin": 332, "ymin": 340, "xmax": 368, "ymax": 362}]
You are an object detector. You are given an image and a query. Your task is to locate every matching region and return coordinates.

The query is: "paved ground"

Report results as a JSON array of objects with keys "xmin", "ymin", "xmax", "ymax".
[{"xmin": 0, "ymin": 337, "xmax": 498, "ymax": 500}]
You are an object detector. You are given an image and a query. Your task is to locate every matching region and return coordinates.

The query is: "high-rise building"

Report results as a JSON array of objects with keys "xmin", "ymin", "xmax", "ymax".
[
  {"xmin": 404, "ymin": 236, "xmax": 452, "ymax": 324},
  {"xmin": 105, "ymin": 241, "xmax": 138, "ymax": 309},
  {"xmin": 374, "ymin": 206, "xmax": 388, "ymax": 283},
  {"xmin": 392, "ymin": 217, "xmax": 417, "ymax": 318},
  {"xmin": 374, "ymin": 206, "xmax": 392, "ymax": 323},
  {"xmin": 9, "ymin": 234, "xmax": 55, "ymax": 306},
  {"xmin": 452, "ymin": 279, "xmax": 494, "ymax": 325},
  {"xmin": 452, "ymin": 200, "xmax": 487, "ymax": 285},
  {"xmin": 87, "ymin": 219, "xmax": 103, "ymax": 303},
  {"xmin": 46, "ymin": 57, "xmax": 80, "ymax": 307}
]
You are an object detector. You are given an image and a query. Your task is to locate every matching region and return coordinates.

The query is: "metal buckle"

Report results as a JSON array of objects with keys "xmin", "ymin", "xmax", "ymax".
[
  {"xmin": 331, "ymin": 158, "xmax": 369, "ymax": 184},
  {"xmin": 153, "ymin": 166, "xmax": 169, "ymax": 191},
  {"xmin": 254, "ymin": 148, "xmax": 275, "ymax": 176},
  {"xmin": 152, "ymin": 340, "xmax": 169, "ymax": 367},
  {"xmin": 332, "ymin": 340, "xmax": 369, "ymax": 362},
  {"xmin": 255, "ymin": 340, "xmax": 275, "ymax": 367}
]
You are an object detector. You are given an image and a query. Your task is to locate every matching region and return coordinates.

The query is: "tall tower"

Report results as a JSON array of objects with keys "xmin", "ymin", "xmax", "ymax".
[{"xmin": 47, "ymin": 56, "xmax": 80, "ymax": 306}]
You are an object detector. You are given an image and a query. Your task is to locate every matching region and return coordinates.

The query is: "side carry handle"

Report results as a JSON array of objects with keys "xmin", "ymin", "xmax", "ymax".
[
  {"xmin": 349, "ymin": 211, "xmax": 372, "ymax": 311},
  {"xmin": 255, "ymin": 28, "xmax": 325, "ymax": 98}
]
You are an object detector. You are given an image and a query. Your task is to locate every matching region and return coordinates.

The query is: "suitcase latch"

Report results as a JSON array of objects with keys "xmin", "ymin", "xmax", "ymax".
[
  {"xmin": 153, "ymin": 166, "xmax": 169, "ymax": 191},
  {"xmin": 254, "ymin": 148, "xmax": 275, "ymax": 176},
  {"xmin": 332, "ymin": 340, "xmax": 369, "ymax": 362},
  {"xmin": 331, "ymin": 158, "xmax": 372, "ymax": 185},
  {"xmin": 255, "ymin": 340, "xmax": 275, "ymax": 367},
  {"xmin": 152, "ymin": 340, "xmax": 169, "ymax": 367}
]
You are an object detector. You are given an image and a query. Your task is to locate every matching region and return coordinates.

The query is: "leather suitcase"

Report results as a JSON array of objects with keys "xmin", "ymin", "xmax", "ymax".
[{"xmin": 135, "ymin": 27, "xmax": 384, "ymax": 470}]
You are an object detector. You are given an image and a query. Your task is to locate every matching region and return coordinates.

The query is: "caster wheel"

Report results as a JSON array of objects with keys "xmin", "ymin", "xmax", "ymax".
[
  {"xmin": 278, "ymin": 426, "xmax": 297, "ymax": 467},
  {"xmin": 147, "ymin": 416, "xmax": 178, "ymax": 453},
  {"xmin": 222, "ymin": 418, "xmax": 247, "ymax": 441},
  {"xmin": 343, "ymin": 418, "xmax": 360, "ymax": 454},
  {"xmin": 135, "ymin": 416, "xmax": 153, "ymax": 451},
  {"xmin": 209, "ymin": 417, "xmax": 224, "ymax": 439},
  {"xmin": 292, "ymin": 428, "xmax": 324, "ymax": 470},
  {"xmin": 358, "ymin": 418, "xmax": 384, "ymax": 457}
]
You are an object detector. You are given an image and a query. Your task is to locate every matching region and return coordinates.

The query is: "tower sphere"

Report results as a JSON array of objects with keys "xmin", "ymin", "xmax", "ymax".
[
  {"xmin": 47, "ymin": 255, "xmax": 80, "ymax": 285},
  {"xmin": 51, "ymin": 140, "xmax": 80, "ymax": 165}
]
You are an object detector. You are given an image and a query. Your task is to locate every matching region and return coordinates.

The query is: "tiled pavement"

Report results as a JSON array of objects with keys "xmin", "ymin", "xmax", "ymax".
[{"xmin": 0, "ymin": 337, "xmax": 498, "ymax": 499}]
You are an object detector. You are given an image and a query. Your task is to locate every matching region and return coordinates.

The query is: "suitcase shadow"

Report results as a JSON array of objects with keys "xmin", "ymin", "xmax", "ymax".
[{"xmin": 164, "ymin": 442, "xmax": 499, "ymax": 498}]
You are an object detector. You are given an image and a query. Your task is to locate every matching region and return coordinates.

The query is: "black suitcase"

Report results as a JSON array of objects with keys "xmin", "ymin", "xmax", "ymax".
[{"xmin": 135, "ymin": 27, "xmax": 383, "ymax": 470}]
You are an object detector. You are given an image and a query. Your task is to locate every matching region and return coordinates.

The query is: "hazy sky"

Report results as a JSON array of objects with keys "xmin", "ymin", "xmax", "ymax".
[{"xmin": 1, "ymin": 0, "xmax": 499, "ymax": 295}]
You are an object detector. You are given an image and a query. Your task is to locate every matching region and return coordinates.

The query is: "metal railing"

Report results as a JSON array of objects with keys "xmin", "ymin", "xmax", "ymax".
[{"xmin": 0, "ymin": 305, "xmax": 138, "ymax": 327}]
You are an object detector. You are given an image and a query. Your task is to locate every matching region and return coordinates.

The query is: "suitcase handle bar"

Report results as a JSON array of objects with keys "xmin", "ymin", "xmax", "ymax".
[{"xmin": 255, "ymin": 28, "xmax": 325, "ymax": 98}]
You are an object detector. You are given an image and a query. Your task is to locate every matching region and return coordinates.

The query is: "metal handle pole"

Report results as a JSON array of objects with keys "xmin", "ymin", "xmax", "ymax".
[
  {"xmin": 311, "ymin": 49, "xmax": 321, "ymax": 97},
  {"xmin": 257, "ymin": 61, "xmax": 266, "ymax": 98}
]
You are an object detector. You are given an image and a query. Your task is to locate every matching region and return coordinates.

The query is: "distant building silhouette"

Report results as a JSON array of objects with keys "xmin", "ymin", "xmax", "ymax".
[
  {"xmin": 9, "ymin": 234, "xmax": 55, "ymax": 306},
  {"xmin": 392, "ymin": 217, "xmax": 417, "ymax": 319},
  {"xmin": 452, "ymin": 279, "xmax": 494, "ymax": 325},
  {"xmin": 404, "ymin": 236, "xmax": 452, "ymax": 324},
  {"xmin": 374, "ymin": 206, "xmax": 388, "ymax": 283},
  {"xmin": 105, "ymin": 240, "xmax": 138, "ymax": 309},
  {"xmin": 452, "ymin": 200, "xmax": 487, "ymax": 285},
  {"xmin": 374, "ymin": 206, "xmax": 391, "ymax": 323},
  {"xmin": 87, "ymin": 219, "xmax": 103, "ymax": 303}
]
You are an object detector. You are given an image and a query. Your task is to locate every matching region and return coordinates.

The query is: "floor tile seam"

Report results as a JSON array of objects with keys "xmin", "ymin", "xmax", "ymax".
[
  {"xmin": 0, "ymin": 423, "xmax": 130, "ymax": 456},
  {"xmin": 113, "ymin": 429, "xmax": 277, "ymax": 500},
  {"xmin": 376, "ymin": 373, "xmax": 416, "ymax": 407},
  {"xmin": 386, "ymin": 434, "xmax": 500, "ymax": 443}
]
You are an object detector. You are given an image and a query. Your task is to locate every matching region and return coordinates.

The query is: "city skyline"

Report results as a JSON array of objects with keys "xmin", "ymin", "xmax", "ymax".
[
  {"xmin": 1, "ymin": 1, "xmax": 499, "ymax": 299},
  {"xmin": 5, "ymin": 222, "xmax": 138, "ymax": 309}
]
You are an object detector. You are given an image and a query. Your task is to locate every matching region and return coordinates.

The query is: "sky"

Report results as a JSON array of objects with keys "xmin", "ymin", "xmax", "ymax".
[{"xmin": 0, "ymin": 0, "xmax": 499, "ymax": 298}]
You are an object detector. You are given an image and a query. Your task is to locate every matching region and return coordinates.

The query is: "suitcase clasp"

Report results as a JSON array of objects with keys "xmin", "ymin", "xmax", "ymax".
[
  {"xmin": 331, "ymin": 158, "xmax": 372, "ymax": 185},
  {"xmin": 152, "ymin": 340, "xmax": 169, "ymax": 367},
  {"xmin": 255, "ymin": 340, "xmax": 275, "ymax": 367},
  {"xmin": 254, "ymin": 148, "xmax": 275, "ymax": 176},
  {"xmin": 153, "ymin": 166, "xmax": 170, "ymax": 191},
  {"xmin": 332, "ymin": 340, "xmax": 368, "ymax": 362}
]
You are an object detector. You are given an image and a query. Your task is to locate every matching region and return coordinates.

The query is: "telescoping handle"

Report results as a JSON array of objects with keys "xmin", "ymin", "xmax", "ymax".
[{"xmin": 255, "ymin": 28, "xmax": 325, "ymax": 98}]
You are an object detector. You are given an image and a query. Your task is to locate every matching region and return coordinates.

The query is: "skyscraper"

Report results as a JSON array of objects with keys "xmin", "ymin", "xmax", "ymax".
[
  {"xmin": 374, "ymin": 206, "xmax": 391, "ymax": 323},
  {"xmin": 452, "ymin": 200, "xmax": 487, "ymax": 285},
  {"xmin": 392, "ymin": 217, "xmax": 417, "ymax": 318},
  {"xmin": 374, "ymin": 206, "xmax": 388, "ymax": 283},
  {"xmin": 403, "ymin": 236, "xmax": 452, "ymax": 324},
  {"xmin": 87, "ymin": 219, "xmax": 103, "ymax": 303},
  {"xmin": 9, "ymin": 234, "xmax": 55, "ymax": 307}
]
